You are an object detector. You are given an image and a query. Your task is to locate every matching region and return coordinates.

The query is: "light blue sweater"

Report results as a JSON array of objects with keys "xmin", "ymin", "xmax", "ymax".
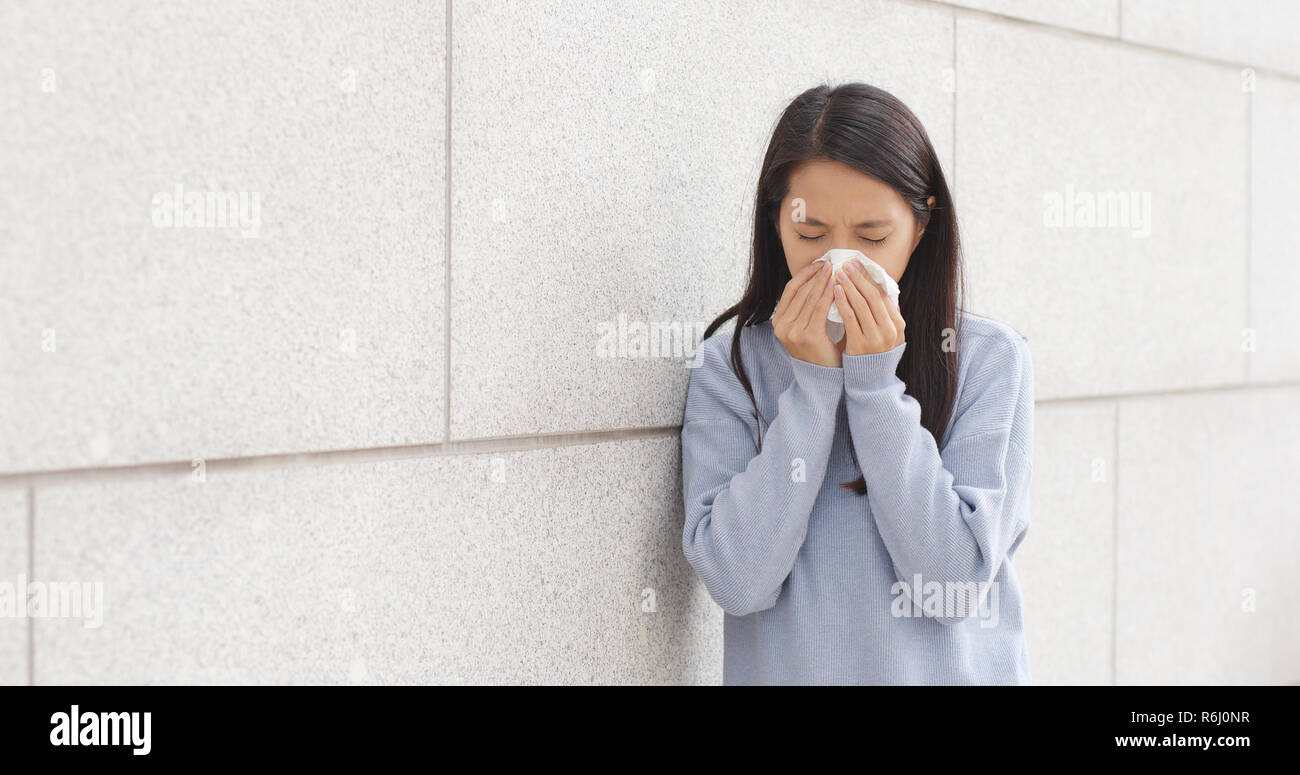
[{"xmin": 680, "ymin": 311, "xmax": 1034, "ymax": 685}]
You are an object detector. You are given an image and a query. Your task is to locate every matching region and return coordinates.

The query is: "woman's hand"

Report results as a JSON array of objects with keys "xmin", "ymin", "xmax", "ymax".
[
  {"xmin": 773, "ymin": 259, "xmax": 841, "ymax": 368},
  {"xmin": 834, "ymin": 261, "xmax": 905, "ymax": 356}
]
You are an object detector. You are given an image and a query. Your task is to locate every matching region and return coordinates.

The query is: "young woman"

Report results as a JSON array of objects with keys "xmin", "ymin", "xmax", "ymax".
[{"xmin": 681, "ymin": 82, "xmax": 1034, "ymax": 685}]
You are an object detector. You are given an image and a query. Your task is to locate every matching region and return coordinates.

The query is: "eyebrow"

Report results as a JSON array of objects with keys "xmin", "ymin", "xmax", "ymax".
[{"xmin": 800, "ymin": 217, "xmax": 893, "ymax": 228}]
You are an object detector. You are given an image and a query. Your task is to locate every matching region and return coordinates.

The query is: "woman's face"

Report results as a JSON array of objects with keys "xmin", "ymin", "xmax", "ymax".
[{"xmin": 776, "ymin": 158, "xmax": 934, "ymax": 284}]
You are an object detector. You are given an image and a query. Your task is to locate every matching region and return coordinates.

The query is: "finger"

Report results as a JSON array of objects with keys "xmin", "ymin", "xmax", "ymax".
[
  {"xmin": 884, "ymin": 292, "xmax": 905, "ymax": 338},
  {"xmin": 784, "ymin": 260, "xmax": 830, "ymax": 327},
  {"xmin": 812, "ymin": 264, "xmax": 837, "ymax": 321},
  {"xmin": 774, "ymin": 260, "xmax": 822, "ymax": 322},
  {"xmin": 837, "ymin": 268, "xmax": 883, "ymax": 342},
  {"xmin": 833, "ymin": 275, "xmax": 865, "ymax": 347},
  {"xmin": 847, "ymin": 264, "xmax": 890, "ymax": 329},
  {"xmin": 796, "ymin": 262, "xmax": 835, "ymax": 335}
]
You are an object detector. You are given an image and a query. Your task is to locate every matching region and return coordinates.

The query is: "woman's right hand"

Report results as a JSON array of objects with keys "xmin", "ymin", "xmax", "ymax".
[{"xmin": 772, "ymin": 259, "xmax": 841, "ymax": 368}]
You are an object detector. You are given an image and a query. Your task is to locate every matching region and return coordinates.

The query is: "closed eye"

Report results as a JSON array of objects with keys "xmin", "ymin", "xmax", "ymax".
[{"xmin": 797, "ymin": 233, "xmax": 888, "ymax": 245}]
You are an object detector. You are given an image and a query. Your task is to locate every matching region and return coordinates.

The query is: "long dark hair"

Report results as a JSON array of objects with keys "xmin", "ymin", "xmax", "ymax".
[{"xmin": 701, "ymin": 82, "xmax": 965, "ymax": 495}]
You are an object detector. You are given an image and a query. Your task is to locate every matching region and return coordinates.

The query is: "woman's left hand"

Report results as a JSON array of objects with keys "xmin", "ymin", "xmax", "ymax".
[{"xmin": 834, "ymin": 262, "xmax": 905, "ymax": 356}]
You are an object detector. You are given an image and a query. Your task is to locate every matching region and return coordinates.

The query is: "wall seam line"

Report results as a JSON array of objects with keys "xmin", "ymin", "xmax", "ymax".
[
  {"xmin": 903, "ymin": 0, "xmax": 1300, "ymax": 83},
  {"xmin": 26, "ymin": 485, "xmax": 34, "ymax": 686},
  {"xmin": 2, "ymin": 374, "xmax": 1300, "ymax": 487},
  {"xmin": 1244, "ymin": 77, "xmax": 1252, "ymax": 384},
  {"xmin": 951, "ymin": 6, "xmax": 957, "ymax": 194},
  {"xmin": 444, "ymin": 0, "xmax": 454, "ymax": 443},
  {"xmin": 1111, "ymin": 401, "xmax": 1119, "ymax": 686}
]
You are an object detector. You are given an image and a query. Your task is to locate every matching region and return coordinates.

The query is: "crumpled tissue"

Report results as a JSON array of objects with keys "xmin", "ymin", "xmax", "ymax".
[{"xmin": 814, "ymin": 248, "xmax": 900, "ymax": 343}]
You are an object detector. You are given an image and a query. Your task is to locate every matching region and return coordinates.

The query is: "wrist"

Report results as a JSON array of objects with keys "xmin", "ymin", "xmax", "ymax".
[
  {"xmin": 789, "ymin": 353, "xmax": 845, "ymax": 400},
  {"xmin": 843, "ymin": 341, "xmax": 906, "ymax": 389}
]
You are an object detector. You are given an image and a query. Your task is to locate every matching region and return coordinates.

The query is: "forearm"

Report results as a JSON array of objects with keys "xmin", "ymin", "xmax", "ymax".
[
  {"xmin": 842, "ymin": 343, "xmax": 1031, "ymax": 621},
  {"xmin": 682, "ymin": 357, "xmax": 843, "ymax": 616}
]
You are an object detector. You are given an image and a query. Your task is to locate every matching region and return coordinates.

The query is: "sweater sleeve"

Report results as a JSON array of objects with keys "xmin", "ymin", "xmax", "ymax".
[
  {"xmin": 681, "ymin": 334, "xmax": 844, "ymax": 616},
  {"xmin": 841, "ymin": 332, "xmax": 1034, "ymax": 626}
]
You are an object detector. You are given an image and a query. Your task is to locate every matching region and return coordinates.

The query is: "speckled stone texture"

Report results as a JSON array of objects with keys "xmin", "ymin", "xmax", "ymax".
[
  {"xmin": 32, "ymin": 438, "xmax": 720, "ymax": 684},
  {"xmin": 956, "ymin": 15, "xmax": 1248, "ymax": 398},
  {"xmin": 0, "ymin": 1, "xmax": 446, "ymax": 472},
  {"xmin": 1, "ymin": 0, "xmax": 1298, "ymax": 685},
  {"xmin": 938, "ymin": 0, "xmax": 1119, "ymax": 36},
  {"xmin": 1121, "ymin": 0, "xmax": 1300, "ymax": 77},
  {"xmin": 0, "ymin": 488, "xmax": 27, "ymax": 684},
  {"xmin": 448, "ymin": 0, "xmax": 953, "ymax": 439}
]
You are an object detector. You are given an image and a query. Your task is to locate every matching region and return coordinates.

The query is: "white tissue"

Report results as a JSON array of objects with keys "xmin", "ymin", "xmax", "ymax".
[{"xmin": 814, "ymin": 248, "xmax": 900, "ymax": 343}]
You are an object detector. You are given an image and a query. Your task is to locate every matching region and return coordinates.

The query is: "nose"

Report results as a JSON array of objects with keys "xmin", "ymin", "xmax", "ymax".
[{"xmin": 830, "ymin": 233, "xmax": 860, "ymax": 253}]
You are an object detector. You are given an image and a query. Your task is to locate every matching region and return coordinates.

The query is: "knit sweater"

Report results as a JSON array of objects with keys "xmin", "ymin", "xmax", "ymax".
[{"xmin": 680, "ymin": 310, "xmax": 1034, "ymax": 685}]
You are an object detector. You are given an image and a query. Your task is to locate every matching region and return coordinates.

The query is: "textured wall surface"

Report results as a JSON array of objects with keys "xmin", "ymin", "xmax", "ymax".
[{"xmin": 1, "ymin": 0, "xmax": 1296, "ymax": 684}]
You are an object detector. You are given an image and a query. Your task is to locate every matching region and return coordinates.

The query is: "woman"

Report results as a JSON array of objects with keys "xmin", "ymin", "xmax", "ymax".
[{"xmin": 680, "ymin": 82, "xmax": 1034, "ymax": 685}]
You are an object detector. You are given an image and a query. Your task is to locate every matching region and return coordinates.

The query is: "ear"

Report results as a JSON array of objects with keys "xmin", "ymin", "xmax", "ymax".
[{"xmin": 911, "ymin": 195, "xmax": 937, "ymax": 252}]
